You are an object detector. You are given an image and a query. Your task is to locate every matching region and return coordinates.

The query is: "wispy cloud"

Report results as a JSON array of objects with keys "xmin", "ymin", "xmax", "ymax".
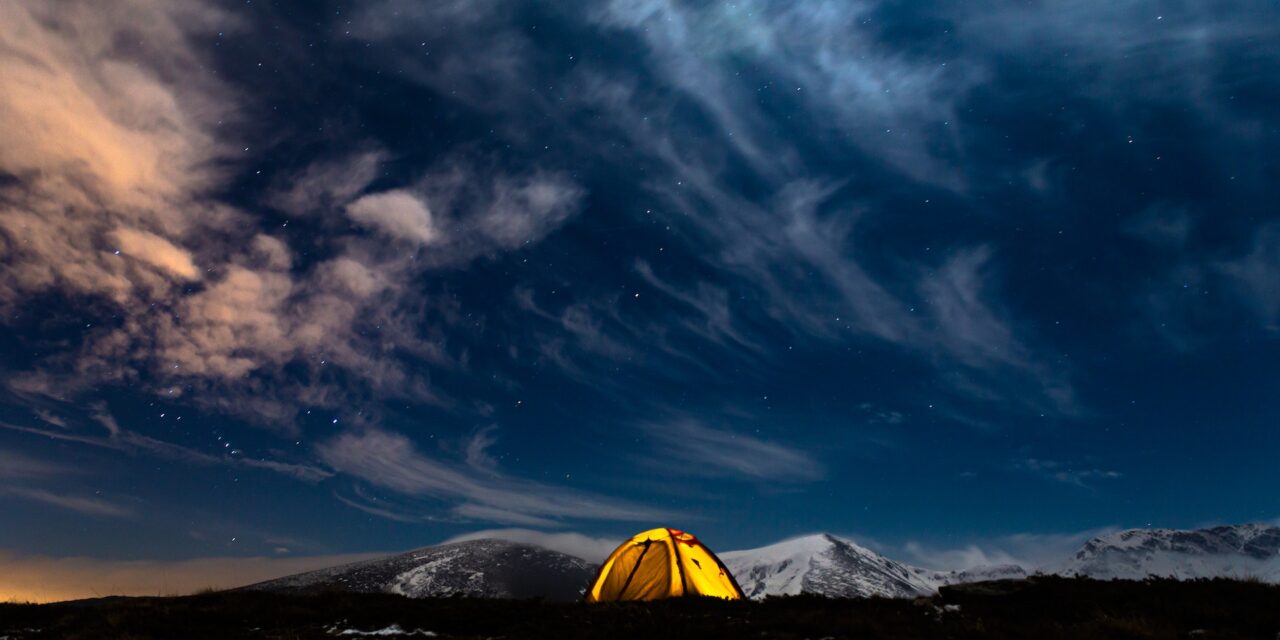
[
  {"xmin": 1135, "ymin": 222, "xmax": 1280, "ymax": 351},
  {"xmin": 1219, "ymin": 224, "xmax": 1280, "ymax": 331},
  {"xmin": 0, "ymin": 449, "xmax": 131, "ymax": 517},
  {"xmin": 463, "ymin": 426, "xmax": 500, "ymax": 474},
  {"xmin": 333, "ymin": 490, "xmax": 430, "ymax": 524},
  {"xmin": 0, "ymin": 412, "xmax": 330, "ymax": 484},
  {"xmin": 317, "ymin": 428, "xmax": 673, "ymax": 525},
  {"xmin": 898, "ymin": 526, "xmax": 1118, "ymax": 572},
  {"xmin": 858, "ymin": 403, "xmax": 906, "ymax": 426},
  {"xmin": 641, "ymin": 419, "xmax": 824, "ymax": 483},
  {"xmin": 634, "ymin": 261, "xmax": 761, "ymax": 353},
  {"xmin": 342, "ymin": 0, "xmax": 1080, "ymax": 423},
  {"xmin": 1122, "ymin": 204, "xmax": 1193, "ymax": 248},
  {"xmin": 444, "ymin": 528, "xmax": 622, "ymax": 564},
  {"xmin": 590, "ymin": 0, "xmax": 981, "ymax": 187},
  {"xmin": 0, "ymin": 450, "xmax": 77, "ymax": 479},
  {"xmin": 1015, "ymin": 458, "xmax": 1122, "ymax": 489},
  {"xmin": 0, "ymin": 487, "xmax": 132, "ymax": 518}
]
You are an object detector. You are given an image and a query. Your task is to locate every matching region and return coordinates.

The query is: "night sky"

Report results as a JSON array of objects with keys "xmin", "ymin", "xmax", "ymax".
[{"xmin": 2, "ymin": 0, "xmax": 1280, "ymax": 599}]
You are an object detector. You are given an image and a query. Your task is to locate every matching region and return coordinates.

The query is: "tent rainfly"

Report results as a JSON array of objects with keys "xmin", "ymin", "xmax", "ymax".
[{"xmin": 585, "ymin": 527, "xmax": 744, "ymax": 601}]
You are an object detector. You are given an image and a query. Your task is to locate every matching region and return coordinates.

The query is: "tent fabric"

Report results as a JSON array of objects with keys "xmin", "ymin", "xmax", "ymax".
[{"xmin": 585, "ymin": 528, "xmax": 744, "ymax": 602}]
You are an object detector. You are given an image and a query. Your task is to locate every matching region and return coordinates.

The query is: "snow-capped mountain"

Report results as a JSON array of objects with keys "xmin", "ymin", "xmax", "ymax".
[
  {"xmin": 245, "ymin": 538, "xmax": 596, "ymax": 601},
  {"xmin": 247, "ymin": 533, "xmax": 1027, "ymax": 603},
  {"xmin": 720, "ymin": 534, "xmax": 940, "ymax": 599},
  {"xmin": 1056, "ymin": 523, "xmax": 1280, "ymax": 582},
  {"xmin": 244, "ymin": 524, "xmax": 1280, "ymax": 603}
]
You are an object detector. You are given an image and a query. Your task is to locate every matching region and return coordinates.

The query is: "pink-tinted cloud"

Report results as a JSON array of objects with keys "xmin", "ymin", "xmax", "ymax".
[{"xmin": 0, "ymin": 0, "xmax": 583, "ymax": 434}]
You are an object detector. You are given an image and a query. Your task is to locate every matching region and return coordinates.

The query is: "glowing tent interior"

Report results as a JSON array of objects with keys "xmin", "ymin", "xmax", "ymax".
[{"xmin": 585, "ymin": 528, "xmax": 744, "ymax": 602}]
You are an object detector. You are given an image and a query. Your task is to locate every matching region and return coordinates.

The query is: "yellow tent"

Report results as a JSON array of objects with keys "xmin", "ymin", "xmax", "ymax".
[{"xmin": 585, "ymin": 527, "xmax": 744, "ymax": 601}]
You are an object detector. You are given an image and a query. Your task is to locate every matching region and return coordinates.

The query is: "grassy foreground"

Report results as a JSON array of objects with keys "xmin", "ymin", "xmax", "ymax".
[{"xmin": 2, "ymin": 576, "xmax": 1279, "ymax": 639}]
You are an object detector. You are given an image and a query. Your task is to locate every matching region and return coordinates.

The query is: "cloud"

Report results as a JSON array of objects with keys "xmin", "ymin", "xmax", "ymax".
[
  {"xmin": 1219, "ymin": 223, "xmax": 1280, "ymax": 331},
  {"xmin": 88, "ymin": 405, "xmax": 121, "ymax": 437},
  {"xmin": 957, "ymin": 0, "xmax": 1276, "ymax": 106},
  {"xmin": 1015, "ymin": 458, "xmax": 1122, "ymax": 489},
  {"xmin": 635, "ymin": 261, "xmax": 761, "ymax": 352},
  {"xmin": 918, "ymin": 247, "xmax": 1023, "ymax": 370},
  {"xmin": 469, "ymin": 174, "xmax": 582, "ymax": 250},
  {"xmin": 641, "ymin": 419, "xmax": 824, "ymax": 483},
  {"xmin": 0, "ymin": 487, "xmax": 132, "ymax": 518},
  {"xmin": 0, "ymin": 1, "xmax": 230, "ymax": 205},
  {"xmin": 47, "ymin": 163, "xmax": 577, "ymax": 431},
  {"xmin": 0, "ymin": 0, "xmax": 233, "ymax": 310},
  {"xmin": 917, "ymin": 248, "xmax": 1079, "ymax": 418},
  {"xmin": 268, "ymin": 149, "xmax": 388, "ymax": 216},
  {"xmin": 899, "ymin": 526, "xmax": 1117, "ymax": 572},
  {"xmin": 624, "ymin": 149, "xmax": 1073, "ymax": 418},
  {"xmin": 347, "ymin": 190, "xmax": 440, "ymax": 246},
  {"xmin": 592, "ymin": 0, "xmax": 982, "ymax": 187},
  {"xmin": 512, "ymin": 289, "xmax": 665, "ymax": 384},
  {"xmin": 0, "ymin": 0, "xmax": 584, "ymax": 433},
  {"xmin": 332, "ymin": 490, "xmax": 429, "ymax": 524},
  {"xmin": 367, "ymin": 164, "xmax": 584, "ymax": 266},
  {"xmin": 0, "ymin": 413, "xmax": 331, "ymax": 484},
  {"xmin": 577, "ymin": 1, "xmax": 1180, "ymax": 420},
  {"xmin": 0, "ymin": 550, "xmax": 384, "ymax": 603},
  {"xmin": 349, "ymin": 0, "xmax": 533, "ymax": 113},
  {"xmin": 450, "ymin": 504, "xmax": 560, "ymax": 528},
  {"xmin": 858, "ymin": 403, "xmax": 906, "ymax": 426},
  {"xmin": 235, "ymin": 458, "xmax": 333, "ymax": 484},
  {"xmin": 318, "ymin": 428, "xmax": 672, "ymax": 524},
  {"xmin": 443, "ymin": 528, "xmax": 622, "ymax": 563},
  {"xmin": 292, "ymin": 0, "xmax": 1088, "ymax": 425},
  {"xmin": 33, "ymin": 409, "xmax": 69, "ymax": 429},
  {"xmin": 110, "ymin": 227, "xmax": 202, "ymax": 281},
  {"xmin": 1123, "ymin": 204, "xmax": 1194, "ymax": 247},
  {"xmin": 0, "ymin": 450, "xmax": 76, "ymax": 479},
  {"xmin": 1134, "ymin": 222, "xmax": 1280, "ymax": 350},
  {"xmin": 0, "ymin": 448, "xmax": 131, "ymax": 518},
  {"xmin": 900, "ymin": 542, "xmax": 1019, "ymax": 571},
  {"xmin": 333, "ymin": 0, "xmax": 1280, "ymax": 434},
  {"xmin": 463, "ymin": 426, "xmax": 500, "ymax": 474}
]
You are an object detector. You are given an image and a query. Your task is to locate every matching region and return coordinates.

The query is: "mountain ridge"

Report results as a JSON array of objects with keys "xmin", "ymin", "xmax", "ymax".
[
  {"xmin": 245, "ymin": 523, "xmax": 1280, "ymax": 600},
  {"xmin": 244, "ymin": 538, "xmax": 596, "ymax": 601},
  {"xmin": 1057, "ymin": 523, "xmax": 1280, "ymax": 582}
]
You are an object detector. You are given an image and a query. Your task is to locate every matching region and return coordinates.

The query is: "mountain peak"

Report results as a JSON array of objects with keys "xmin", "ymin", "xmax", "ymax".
[{"xmin": 721, "ymin": 532, "xmax": 936, "ymax": 599}]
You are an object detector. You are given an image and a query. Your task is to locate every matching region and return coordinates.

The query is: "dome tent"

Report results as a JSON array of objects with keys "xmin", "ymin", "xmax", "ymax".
[{"xmin": 585, "ymin": 528, "xmax": 744, "ymax": 601}]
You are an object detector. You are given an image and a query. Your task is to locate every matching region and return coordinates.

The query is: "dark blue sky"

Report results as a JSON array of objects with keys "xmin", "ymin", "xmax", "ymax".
[{"xmin": 2, "ymin": 0, "xmax": 1279, "ymax": 581}]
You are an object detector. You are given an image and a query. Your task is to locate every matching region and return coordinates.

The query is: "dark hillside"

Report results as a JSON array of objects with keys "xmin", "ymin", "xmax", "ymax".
[{"xmin": 2, "ymin": 577, "xmax": 1278, "ymax": 639}]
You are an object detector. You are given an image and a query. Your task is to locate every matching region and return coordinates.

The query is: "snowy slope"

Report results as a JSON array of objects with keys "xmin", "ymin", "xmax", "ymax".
[
  {"xmin": 912, "ymin": 563, "xmax": 1028, "ymax": 587},
  {"xmin": 1057, "ymin": 524, "xmax": 1280, "ymax": 582},
  {"xmin": 245, "ymin": 538, "xmax": 596, "ymax": 600},
  {"xmin": 720, "ymin": 534, "xmax": 940, "ymax": 599}
]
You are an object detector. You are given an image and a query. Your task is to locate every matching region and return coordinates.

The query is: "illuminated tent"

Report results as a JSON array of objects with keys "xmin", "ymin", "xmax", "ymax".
[{"xmin": 585, "ymin": 527, "xmax": 744, "ymax": 601}]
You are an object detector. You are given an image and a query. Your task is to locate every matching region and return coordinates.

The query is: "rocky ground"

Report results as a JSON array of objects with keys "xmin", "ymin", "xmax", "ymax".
[{"xmin": 2, "ymin": 576, "xmax": 1279, "ymax": 639}]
